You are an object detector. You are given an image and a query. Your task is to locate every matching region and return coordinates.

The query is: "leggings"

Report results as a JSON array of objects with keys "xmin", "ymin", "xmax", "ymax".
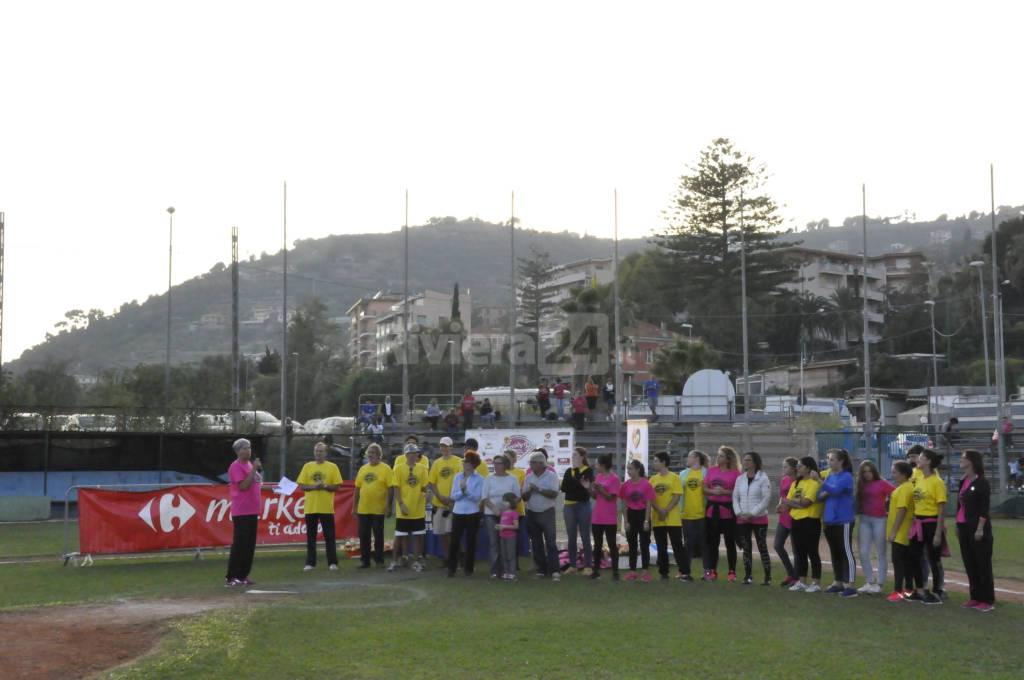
[
  {"xmin": 591, "ymin": 523, "xmax": 619, "ymax": 575},
  {"xmin": 682, "ymin": 519, "xmax": 704, "ymax": 576},
  {"xmin": 791, "ymin": 518, "xmax": 822, "ymax": 580},
  {"xmin": 910, "ymin": 519, "xmax": 944, "ymax": 592},
  {"xmin": 739, "ymin": 523, "xmax": 771, "ymax": 581},
  {"xmin": 891, "ymin": 541, "xmax": 918, "ymax": 592},
  {"xmin": 625, "ymin": 508, "xmax": 651, "ymax": 570},
  {"xmin": 774, "ymin": 522, "xmax": 795, "ymax": 579},
  {"xmin": 824, "ymin": 522, "xmax": 856, "ymax": 584},
  {"xmin": 704, "ymin": 511, "xmax": 737, "ymax": 572},
  {"xmin": 653, "ymin": 525, "xmax": 689, "ymax": 577},
  {"xmin": 858, "ymin": 515, "xmax": 888, "ymax": 586}
]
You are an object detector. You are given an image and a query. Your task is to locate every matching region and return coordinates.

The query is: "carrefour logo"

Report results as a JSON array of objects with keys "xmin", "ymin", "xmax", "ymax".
[{"xmin": 138, "ymin": 493, "xmax": 196, "ymax": 533}]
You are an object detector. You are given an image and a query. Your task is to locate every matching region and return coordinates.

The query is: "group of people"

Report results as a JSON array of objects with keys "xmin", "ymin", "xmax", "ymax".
[
  {"xmin": 535, "ymin": 377, "xmax": 615, "ymax": 427},
  {"xmin": 224, "ymin": 436, "xmax": 997, "ymax": 612}
]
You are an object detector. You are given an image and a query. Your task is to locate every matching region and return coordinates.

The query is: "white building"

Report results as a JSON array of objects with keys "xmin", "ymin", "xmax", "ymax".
[
  {"xmin": 783, "ymin": 247, "xmax": 926, "ymax": 344},
  {"xmin": 374, "ymin": 289, "xmax": 472, "ymax": 370}
]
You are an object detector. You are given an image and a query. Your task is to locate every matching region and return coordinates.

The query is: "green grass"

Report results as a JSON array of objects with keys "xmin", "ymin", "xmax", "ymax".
[
  {"xmin": 0, "ymin": 520, "xmax": 77, "ymax": 558},
  {"xmin": 104, "ymin": 562, "xmax": 1020, "ymax": 680},
  {"xmin": 0, "ymin": 542, "xmax": 1020, "ymax": 679}
]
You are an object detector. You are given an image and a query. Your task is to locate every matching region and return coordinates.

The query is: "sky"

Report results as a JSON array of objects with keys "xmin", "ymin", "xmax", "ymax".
[{"xmin": 1, "ymin": 0, "xmax": 1022, "ymax": 363}]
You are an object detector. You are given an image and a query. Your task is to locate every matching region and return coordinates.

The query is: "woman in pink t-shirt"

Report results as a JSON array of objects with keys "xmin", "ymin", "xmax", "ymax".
[
  {"xmin": 703, "ymin": 446, "xmax": 741, "ymax": 581},
  {"xmin": 590, "ymin": 453, "xmax": 621, "ymax": 580},
  {"xmin": 620, "ymin": 459, "xmax": 654, "ymax": 582},
  {"xmin": 855, "ymin": 459, "xmax": 895, "ymax": 594},
  {"xmin": 775, "ymin": 457, "xmax": 799, "ymax": 587}
]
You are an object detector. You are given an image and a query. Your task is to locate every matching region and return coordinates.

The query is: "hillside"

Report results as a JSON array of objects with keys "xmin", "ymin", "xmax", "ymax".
[{"xmin": 9, "ymin": 219, "xmax": 645, "ymax": 375}]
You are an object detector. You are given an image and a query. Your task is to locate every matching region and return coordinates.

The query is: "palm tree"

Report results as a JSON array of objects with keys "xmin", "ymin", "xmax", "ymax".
[
  {"xmin": 651, "ymin": 340, "xmax": 721, "ymax": 393},
  {"xmin": 829, "ymin": 286, "xmax": 861, "ymax": 349}
]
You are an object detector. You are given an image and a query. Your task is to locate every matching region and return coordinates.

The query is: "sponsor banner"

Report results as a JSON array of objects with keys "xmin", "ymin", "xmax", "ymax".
[
  {"xmin": 78, "ymin": 482, "xmax": 357, "ymax": 555},
  {"xmin": 465, "ymin": 428, "xmax": 575, "ymax": 477},
  {"xmin": 626, "ymin": 419, "xmax": 648, "ymax": 472}
]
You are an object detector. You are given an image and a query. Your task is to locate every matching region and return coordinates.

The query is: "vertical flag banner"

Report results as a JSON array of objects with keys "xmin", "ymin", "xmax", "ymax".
[{"xmin": 626, "ymin": 419, "xmax": 648, "ymax": 471}]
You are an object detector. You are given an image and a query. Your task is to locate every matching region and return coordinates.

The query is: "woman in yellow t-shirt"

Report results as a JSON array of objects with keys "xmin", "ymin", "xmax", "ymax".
[
  {"xmin": 885, "ymin": 460, "xmax": 916, "ymax": 601},
  {"xmin": 909, "ymin": 448, "xmax": 947, "ymax": 605},
  {"xmin": 782, "ymin": 456, "xmax": 823, "ymax": 593}
]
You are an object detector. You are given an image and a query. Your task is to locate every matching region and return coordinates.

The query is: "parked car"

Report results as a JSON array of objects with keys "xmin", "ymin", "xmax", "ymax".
[
  {"xmin": 196, "ymin": 413, "xmax": 232, "ymax": 432},
  {"xmin": 65, "ymin": 414, "xmax": 118, "ymax": 432},
  {"xmin": 239, "ymin": 410, "xmax": 282, "ymax": 434},
  {"xmin": 302, "ymin": 418, "xmax": 322, "ymax": 435},
  {"xmin": 5, "ymin": 412, "xmax": 44, "ymax": 430},
  {"xmin": 316, "ymin": 416, "xmax": 355, "ymax": 435}
]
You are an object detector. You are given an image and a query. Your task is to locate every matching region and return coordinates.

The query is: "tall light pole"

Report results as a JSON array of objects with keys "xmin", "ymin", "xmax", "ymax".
[
  {"xmin": 509, "ymin": 191, "xmax": 517, "ymax": 425},
  {"xmin": 969, "ymin": 260, "xmax": 991, "ymax": 395},
  {"xmin": 447, "ymin": 340, "xmax": 455, "ymax": 403},
  {"xmin": 292, "ymin": 352, "xmax": 299, "ymax": 422},
  {"xmin": 924, "ymin": 300, "xmax": 938, "ymax": 426},
  {"xmin": 990, "ymin": 165, "xmax": 1008, "ymax": 491},
  {"xmin": 164, "ymin": 207, "xmax": 175, "ymax": 428},
  {"xmin": 402, "ymin": 190, "xmax": 410, "ymax": 426},
  {"xmin": 861, "ymin": 185, "xmax": 873, "ymax": 463},
  {"xmin": 613, "ymin": 190, "xmax": 624, "ymax": 470},
  {"xmin": 739, "ymin": 190, "xmax": 750, "ymax": 421},
  {"xmin": 279, "ymin": 182, "xmax": 289, "ymax": 478}
]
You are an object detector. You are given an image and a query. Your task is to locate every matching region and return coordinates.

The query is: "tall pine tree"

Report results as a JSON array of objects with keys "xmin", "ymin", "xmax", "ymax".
[{"xmin": 655, "ymin": 138, "xmax": 796, "ymax": 353}]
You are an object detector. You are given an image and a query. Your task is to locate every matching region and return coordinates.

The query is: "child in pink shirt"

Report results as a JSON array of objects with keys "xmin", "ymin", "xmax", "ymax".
[
  {"xmin": 590, "ymin": 453, "xmax": 621, "ymax": 580},
  {"xmin": 497, "ymin": 493, "xmax": 520, "ymax": 581}
]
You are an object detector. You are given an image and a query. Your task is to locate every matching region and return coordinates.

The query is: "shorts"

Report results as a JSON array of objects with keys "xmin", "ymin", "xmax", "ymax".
[
  {"xmin": 394, "ymin": 518, "xmax": 426, "ymax": 536},
  {"xmin": 431, "ymin": 507, "xmax": 453, "ymax": 535}
]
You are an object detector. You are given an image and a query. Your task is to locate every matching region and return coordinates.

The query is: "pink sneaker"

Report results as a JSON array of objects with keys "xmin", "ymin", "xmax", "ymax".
[
  {"xmin": 640, "ymin": 571, "xmax": 652, "ymax": 583},
  {"xmin": 962, "ymin": 599, "xmax": 980, "ymax": 609},
  {"xmin": 624, "ymin": 571, "xmax": 638, "ymax": 582},
  {"xmin": 727, "ymin": 571, "xmax": 737, "ymax": 583},
  {"xmin": 972, "ymin": 602, "xmax": 995, "ymax": 613},
  {"xmin": 886, "ymin": 591, "xmax": 904, "ymax": 603}
]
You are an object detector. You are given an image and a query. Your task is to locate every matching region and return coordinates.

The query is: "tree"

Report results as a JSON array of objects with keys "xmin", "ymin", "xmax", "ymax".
[
  {"xmin": 651, "ymin": 340, "xmax": 721, "ymax": 394},
  {"xmin": 257, "ymin": 347, "xmax": 281, "ymax": 375},
  {"xmin": 517, "ymin": 246, "xmax": 557, "ymax": 372},
  {"xmin": 655, "ymin": 138, "xmax": 796, "ymax": 353},
  {"xmin": 22, "ymin": 361, "xmax": 81, "ymax": 406},
  {"xmin": 829, "ymin": 286, "xmax": 862, "ymax": 349}
]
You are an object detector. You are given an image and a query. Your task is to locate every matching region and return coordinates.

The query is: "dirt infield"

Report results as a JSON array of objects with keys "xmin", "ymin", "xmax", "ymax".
[{"xmin": 0, "ymin": 599, "xmax": 225, "ymax": 679}]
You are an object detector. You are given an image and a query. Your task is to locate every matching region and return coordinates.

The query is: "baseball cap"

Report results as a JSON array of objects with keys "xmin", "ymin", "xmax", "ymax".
[
  {"xmin": 439, "ymin": 437, "xmax": 453, "ymax": 447},
  {"xmin": 403, "ymin": 443, "xmax": 421, "ymax": 455}
]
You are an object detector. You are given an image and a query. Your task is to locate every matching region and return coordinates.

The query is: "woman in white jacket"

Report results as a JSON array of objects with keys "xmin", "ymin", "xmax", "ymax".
[{"xmin": 733, "ymin": 451, "xmax": 772, "ymax": 585}]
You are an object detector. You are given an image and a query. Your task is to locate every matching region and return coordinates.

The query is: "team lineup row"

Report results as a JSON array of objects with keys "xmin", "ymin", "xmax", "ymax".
[{"xmin": 222, "ymin": 437, "xmax": 996, "ymax": 612}]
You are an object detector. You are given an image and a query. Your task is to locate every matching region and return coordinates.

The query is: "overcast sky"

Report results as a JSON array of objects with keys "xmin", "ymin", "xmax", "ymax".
[{"xmin": 1, "ymin": 1, "xmax": 1021, "ymax": 362}]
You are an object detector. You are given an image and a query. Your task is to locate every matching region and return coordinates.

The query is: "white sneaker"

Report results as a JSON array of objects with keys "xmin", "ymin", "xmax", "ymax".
[
  {"xmin": 328, "ymin": 564, "xmax": 338, "ymax": 571},
  {"xmin": 869, "ymin": 583, "xmax": 882, "ymax": 594},
  {"xmin": 804, "ymin": 583, "xmax": 822, "ymax": 593},
  {"xmin": 789, "ymin": 581, "xmax": 807, "ymax": 592},
  {"xmin": 303, "ymin": 564, "xmax": 314, "ymax": 572},
  {"xmin": 857, "ymin": 582, "xmax": 874, "ymax": 594}
]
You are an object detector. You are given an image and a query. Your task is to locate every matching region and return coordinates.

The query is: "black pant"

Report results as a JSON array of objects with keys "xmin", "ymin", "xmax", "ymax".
[
  {"xmin": 910, "ymin": 519, "xmax": 944, "ymax": 592},
  {"xmin": 626, "ymin": 508, "xmax": 651, "ymax": 570},
  {"xmin": 891, "ymin": 541, "xmax": 916, "ymax": 591},
  {"xmin": 653, "ymin": 525, "xmax": 688, "ymax": 576},
  {"xmin": 791, "ymin": 517, "xmax": 821, "ymax": 580},
  {"xmin": 448, "ymin": 512, "xmax": 481, "ymax": 574},
  {"xmin": 823, "ymin": 522, "xmax": 856, "ymax": 583},
  {"xmin": 538, "ymin": 399, "xmax": 550, "ymax": 417},
  {"xmin": 739, "ymin": 523, "xmax": 771, "ymax": 581},
  {"xmin": 226, "ymin": 514, "xmax": 258, "ymax": 581},
  {"xmin": 462, "ymin": 411, "xmax": 473, "ymax": 429},
  {"xmin": 592, "ymin": 523, "xmax": 618, "ymax": 575},
  {"xmin": 957, "ymin": 522, "xmax": 995, "ymax": 604},
  {"xmin": 357, "ymin": 513, "xmax": 385, "ymax": 566},
  {"xmin": 704, "ymin": 511, "xmax": 736, "ymax": 572},
  {"xmin": 305, "ymin": 513, "xmax": 338, "ymax": 567},
  {"xmin": 426, "ymin": 416, "xmax": 439, "ymax": 431},
  {"xmin": 527, "ymin": 509, "xmax": 560, "ymax": 576},
  {"xmin": 774, "ymin": 523, "xmax": 795, "ymax": 579},
  {"xmin": 573, "ymin": 413, "xmax": 585, "ymax": 430}
]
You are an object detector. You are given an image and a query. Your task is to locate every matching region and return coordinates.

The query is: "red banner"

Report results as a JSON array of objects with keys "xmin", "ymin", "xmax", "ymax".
[{"xmin": 78, "ymin": 483, "xmax": 357, "ymax": 555}]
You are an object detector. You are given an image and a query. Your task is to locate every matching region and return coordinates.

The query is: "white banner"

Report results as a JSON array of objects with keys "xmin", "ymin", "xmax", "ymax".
[
  {"xmin": 626, "ymin": 419, "xmax": 649, "ymax": 473},
  {"xmin": 465, "ymin": 428, "xmax": 576, "ymax": 477}
]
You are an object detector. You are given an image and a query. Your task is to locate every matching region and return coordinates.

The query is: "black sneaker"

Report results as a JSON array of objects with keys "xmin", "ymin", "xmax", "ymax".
[
  {"xmin": 589, "ymin": 571, "xmax": 601, "ymax": 580},
  {"xmin": 906, "ymin": 591, "xmax": 925, "ymax": 602},
  {"xmin": 742, "ymin": 576, "xmax": 753, "ymax": 585},
  {"xmin": 677, "ymin": 574, "xmax": 694, "ymax": 583},
  {"xmin": 762, "ymin": 578, "xmax": 772, "ymax": 586},
  {"xmin": 357, "ymin": 563, "xmax": 371, "ymax": 569},
  {"xmin": 923, "ymin": 592, "xmax": 943, "ymax": 605},
  {"xmin": 612, "ymin": 572, "xmax": 620, "ymax": 581}
]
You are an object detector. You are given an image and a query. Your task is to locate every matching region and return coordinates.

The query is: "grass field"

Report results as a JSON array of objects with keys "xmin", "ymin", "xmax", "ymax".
[{"xmin": 0, "ymin": 521, "xmax": 1021, "ymax": 679}]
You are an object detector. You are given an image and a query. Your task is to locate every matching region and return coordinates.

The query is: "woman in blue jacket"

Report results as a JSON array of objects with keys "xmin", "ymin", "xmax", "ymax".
[{"xmin": 817, "ymin": 448, "xmax": 857, "ymax": 598}]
